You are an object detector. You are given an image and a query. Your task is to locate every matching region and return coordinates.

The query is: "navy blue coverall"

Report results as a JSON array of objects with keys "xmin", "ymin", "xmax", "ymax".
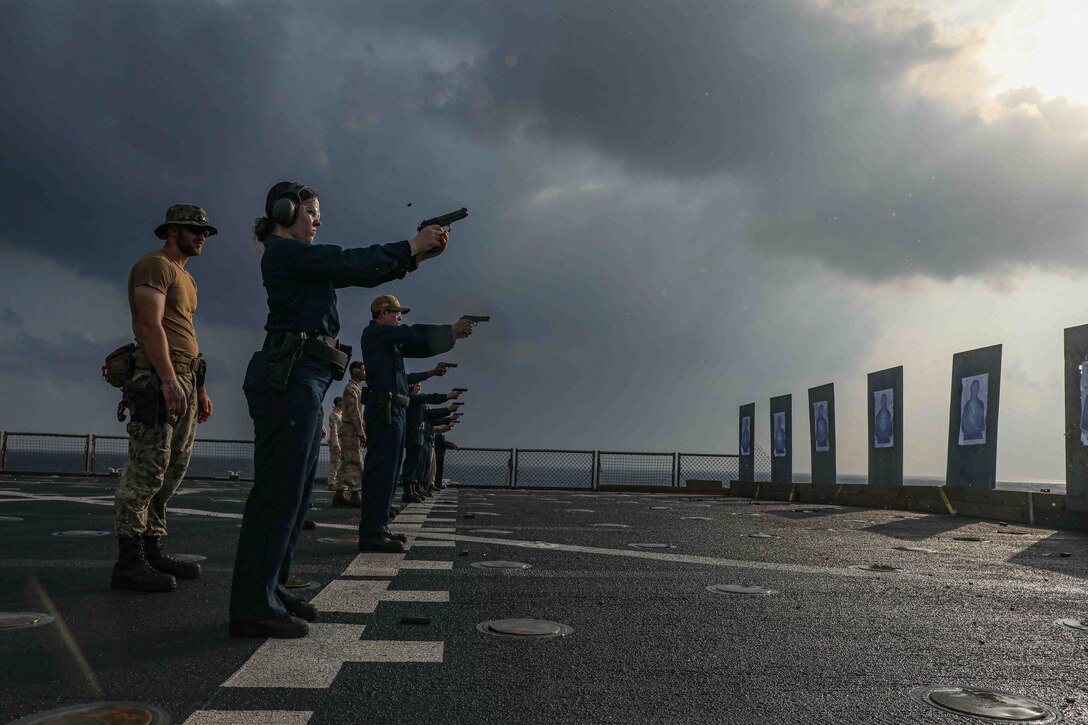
[
  {"xmin": 404, "ymin": 397, "xmax": 450, "ymax": 487},
  {"xmin": 434, "ymin": 432, "xmax": 454, "ymax": 485},
  {"xmin": 229, "ymin": 235, "xmax": 416, "ymax": 622},
  {"xmin": 359, "ymin": 322, "xmax": 454, "ymax": 537}
]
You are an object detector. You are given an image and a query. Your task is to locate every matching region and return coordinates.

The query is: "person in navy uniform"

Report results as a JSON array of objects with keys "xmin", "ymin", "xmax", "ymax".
[
  {"xmin": 228, "ymin": 182, "xmax": 448, "ymax": 640},
  {"xmin": 420, "ymin": 403, "xmax": 457, "ymax": 494},
  {"xmin": 359, "ymin": 294, "xmax": 474, "ymax": 552},
  {"xmin": 433, "ymin": 427, "xmax": 459, "ymax": 489},
  {"xmin": 402, "ymin": 382, "xmax": 461, "ymax": 503}
]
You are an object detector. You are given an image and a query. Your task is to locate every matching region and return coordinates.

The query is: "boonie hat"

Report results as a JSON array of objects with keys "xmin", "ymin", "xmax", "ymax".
[
  {"xmin": 155, "ymin": 204, "xmax": 218, "ymax": 239},
  {"xmin": 371, "ymin": 294, "xmax": 411, "ymax": 314}
]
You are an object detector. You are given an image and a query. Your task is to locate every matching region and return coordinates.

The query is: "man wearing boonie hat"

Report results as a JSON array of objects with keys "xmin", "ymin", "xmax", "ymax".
[
  {"xmin": 357, "ymin": 294, "xmax": 474, "ymax": 552},
  {"xmin": 111, "ymin": 204, "xmax": 217, "ymax": 593}
]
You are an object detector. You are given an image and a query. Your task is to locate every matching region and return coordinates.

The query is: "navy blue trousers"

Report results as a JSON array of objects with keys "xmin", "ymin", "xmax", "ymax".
[
  {"xmin": 229, "ymin": 351, "xmax": 331, "ymax": 620},
  {"xmin": 359, "ymin": 408, "xmax": 405, "ymax": 537},
  {"xmin": 435, "ymin": 445, "xmax": 447, "ymax": 485}
]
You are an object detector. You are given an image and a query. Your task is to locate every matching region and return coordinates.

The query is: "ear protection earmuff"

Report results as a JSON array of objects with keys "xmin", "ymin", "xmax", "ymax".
[{"xmin": 269, "ymin": 183, "xmax": 311, "ymax": 227}]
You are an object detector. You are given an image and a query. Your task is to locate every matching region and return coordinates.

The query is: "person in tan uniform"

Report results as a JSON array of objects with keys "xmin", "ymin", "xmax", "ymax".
[
  {"xmin": 326, "ymin": 397, "xmax": 344, "ymax": 491},
  {"xmin": 334, "ymin": 361, "xmax": 367, "ymax": 507},
  {"xmin": 113, "ymin": 204, "xmax": 216, "ymax": 593}
]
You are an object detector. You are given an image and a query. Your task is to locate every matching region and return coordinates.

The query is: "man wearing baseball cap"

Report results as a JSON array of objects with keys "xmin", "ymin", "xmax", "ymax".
[
  {"xmin": 112, "ymin": 204, "xmax": 216, "ymax": 593},
  {"xmin": 357, "ymin": 294, "xmax": 474, "ymax": 552}
]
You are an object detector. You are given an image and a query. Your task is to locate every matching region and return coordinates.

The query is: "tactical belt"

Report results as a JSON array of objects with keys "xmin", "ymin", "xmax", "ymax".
[
  {"xmin": 264, "ymin": 331, "xmax": 350, "ymax": 378},
  {"xmin": 367, "ymin": 391, "xmax": 410, "ymax": 407},
  {"xmin": 135, "ymin": 351, "xmax": 202, "ymax": 377}
]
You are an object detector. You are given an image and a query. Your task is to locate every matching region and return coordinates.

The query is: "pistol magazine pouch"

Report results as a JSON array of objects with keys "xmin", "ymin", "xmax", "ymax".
[
  {"xmin": 124, "ymin": 373, "xmax": 166, "ymax": 426},
  {"xmin": 102, "ymin": 342, "xmax": 138, "ymax": 388}
]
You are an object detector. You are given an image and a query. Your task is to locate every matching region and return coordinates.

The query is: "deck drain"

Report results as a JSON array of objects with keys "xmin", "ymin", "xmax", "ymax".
[
  {"xmin": 589, "ymin": 523, "xmax": 629, "ymax": 528},
  {"xmin": 52, "ymin": 530, "xmax": 111, "ymax": 538},
  {"xmin": 9, "ymin": 701, "xmax": 171, "ymax": 724},
  {"xmin": 1056, "ymin": 618, "xmax": 1088, "ymax": 632},
  {"xmin": 849, "ymin": 564, "xmax": 906, "ymax": 573},
  {"xmin": 628, "ymin": 543, "xmax": 676, "ymax": 550},
  {"xmin": 911, "ymin": 685, "xmax": 1061, "ymax": 722},
  {"xmin": 0, "ymin": 516, "xmax": 24, "ymax": 522},
  {"xmin": 746, "ymin": 533, "xmax": 779, "ymax": 539},
  {"xmin": 953, "ymin": 536, "xmax": 988, "ymax": 542},
  {"xmin": 707, "ymin": 584, "xmax": 779, "ymax": 596},
  {"xmin": 477, "ymin": 618, "xmax": 574, "ymax": 639},
  {"xmin": 0, "ymin": 612, "xmax": 54, "ymax": 631},
  {"xmin": 682, "ymin": 516, "xmax": 711, "ymax": 521},
  {"xmin": 471, "ymin": 561, "xmax": 532, "ymax": 569},
  {"xmin": 471, "ymin": 529, "xmax": 513, "ymax": 535},
  {"xmin": 895, "ymin": 546, "xmax": 937, "ymax": 554}
]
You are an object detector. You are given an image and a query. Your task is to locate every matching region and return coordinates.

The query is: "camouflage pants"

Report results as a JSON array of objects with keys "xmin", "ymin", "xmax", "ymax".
[
  {"xmin": 337, "ymin": 426, "xmax": 363, "ymax": 493},
  {"xmin": 426, "ymin": 448, "xmax": 437, "ymax": 485},
  {"xmin": 326, "ymin": 444, "xmax": 341, "ymax": 488},
  {"xmin": 115, "ymin": 370, "xmax": 198, "ymax": 537}
]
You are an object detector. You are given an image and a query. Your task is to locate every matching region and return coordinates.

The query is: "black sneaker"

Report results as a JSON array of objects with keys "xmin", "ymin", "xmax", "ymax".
[
  {"xmin": 229, "ymin": 614, "xmax": 309, "ymax": 639},
  {"xmin": 358, "ymin": 535, "xmax": 404, "ymax": 553}
]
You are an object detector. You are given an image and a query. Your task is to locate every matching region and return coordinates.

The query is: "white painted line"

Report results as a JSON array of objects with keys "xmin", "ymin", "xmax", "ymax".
[
  {"xmin": 408, "ymin": 540, "xmax": 455, "ymax": 548},
  {"xmin": 422, "ymin": 527, "xmax": 455, "ymax": 533},
  {"xmin": 308, "ymin": 580, "xmax": 448, "ymax": 613},
  {"xmin": 184, "ymin": 710, "xmax": 313, "ymax": 724},
  {"xmin": 222, "ymin": 624, "xmax": 442, "ymax": 688},
  {"xmin": 343, "ymin": 553, "xmax": 453, "ymax": 577}
]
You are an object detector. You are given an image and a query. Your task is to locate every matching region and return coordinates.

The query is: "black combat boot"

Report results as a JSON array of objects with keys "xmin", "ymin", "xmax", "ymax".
[
  {"xmin": 143, "ymin": 535, "xmax": 201, "ymax": 579},
  {"xmin": 111, "ymin": 536, "xmax": 177, "ymax": 593}
]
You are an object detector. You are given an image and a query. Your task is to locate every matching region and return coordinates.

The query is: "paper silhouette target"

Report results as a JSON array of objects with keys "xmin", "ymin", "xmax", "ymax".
[
  {"xmin": 740, "ymin": 416, "xmax": 752, "ymax": 456},
  {"xmin": 959, "ymin": 373, "xmax": 989, "ymax": 446},
  {"xmin": 1080, "ymin": 361, "xmax": 1088, "ymax": 447},
  {"xmin": 813, "ymin": 401, "xmax": 830, "ymax": 452},
  {"xmin": 873, "ymin": 389, "xmax": 894, "ymax": 449},
  {"xmin": 772, "ymin": 412, "xmax": 787, "ymax": 458}
]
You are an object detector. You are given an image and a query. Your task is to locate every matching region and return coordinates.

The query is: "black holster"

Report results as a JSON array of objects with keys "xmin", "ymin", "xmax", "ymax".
[
  {"xmin": 124, "ymin": 374, "xmax": 166, "ymax": 426},
  {"xmin": 267, "ymin": 332, "xmax": 305, "ymax": 392}
]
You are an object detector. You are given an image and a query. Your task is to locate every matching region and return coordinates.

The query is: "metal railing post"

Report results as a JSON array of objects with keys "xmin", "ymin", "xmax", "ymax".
[
  {"xmin": 672, "ymin": 452, "xmax": 679, "ymax": 487},
  {"xmin": 509, "ymin": 448, "xmax": 516, "ymax": 488},
  {"xmin": 83, "ymin": 434, "xmax": 92, "ymax": 475},
  {"xmin": 0, "ymin": 432, "xmax": 6, "ymax": 472},
  {"xmin": 88, "ymin": 435, "xmax": 96, "ymax": 475},
  {"xmin": 592, "ymin": 450, "xmax": 599, "ymax": 490}
]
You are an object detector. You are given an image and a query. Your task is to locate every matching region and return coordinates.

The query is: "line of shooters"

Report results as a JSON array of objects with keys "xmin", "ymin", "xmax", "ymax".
[
  {"xmin": 103, "ymin": 183, "xmax": 485, "ymax": 639},
  {"xmin": 326, "ymin": 358, "xmax": 467, "ymax": 510}
]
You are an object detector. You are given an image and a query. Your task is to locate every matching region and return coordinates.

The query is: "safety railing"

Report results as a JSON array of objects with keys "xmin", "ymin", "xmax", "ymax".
[
  {"xmin": 677, "ymin": 453, "xmax": 740, "ymax": 488},
  {"xmin": 513, "ymin": 449, "xmax": 594, "ymax": 489},
  {"xmin": 0, "ymin": 431, "xmax": 735, "ymax": 489},
  {"xmin": 597, "ymin": 451, "xmax": 676, "ymax": 487}
]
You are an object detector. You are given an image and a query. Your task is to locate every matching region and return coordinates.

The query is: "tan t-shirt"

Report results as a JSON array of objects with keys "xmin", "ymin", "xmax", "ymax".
[{"xmin": 128, "ymin": 249, "xmax": 199, "ymax": 362}]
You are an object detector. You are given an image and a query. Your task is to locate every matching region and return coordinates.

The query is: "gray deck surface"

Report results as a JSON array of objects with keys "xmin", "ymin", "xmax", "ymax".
[{"xmin": 1, "ymin": 474, "xmax": 1087, "ymax": 724}]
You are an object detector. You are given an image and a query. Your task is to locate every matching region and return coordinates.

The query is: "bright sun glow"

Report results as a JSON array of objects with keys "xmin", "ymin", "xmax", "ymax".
[{"xmin": 983, "ymin": 0, "xmax": 1088, "ymax": 106}]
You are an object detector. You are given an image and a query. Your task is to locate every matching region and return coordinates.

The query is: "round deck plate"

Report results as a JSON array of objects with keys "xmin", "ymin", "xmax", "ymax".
[
  {"xmin": 911, "ymin": 685, "xmax": 1060, "ymax": 722},
  {"xmin": 628, "ymin": 543, "xmax": 676, "ymax": 550},
  {"xmin": 1056, "ymin": 618, "xmax": 1088, "ymax": 632},
  {"xmin": 953, "ymin": 536, "xmax": 988, "ymax": 542},
  {"xmin": 746, "ymin": 533, "xmax": 779, "ymax": 539},
  {"xmin": 565, "ymin": 509, "xmax": 595, "ymax": 513},
  {"xmin": 895, "ymin": 546, "xmax": 937, "ymax": 554},
  {"xmin": 52, "ymin": 530, "xmax": 111, "ymax": 538},
  {"xmin": 9, "ymin": 701, "xmax": 171, "ymax": 724},
  {"xmin": 650, "ymin": 506, "xmax": 671, "ymax": 510},
  {"xmin": 172, "ymin": 554, "xmax": 206, "ymax": 563},
  {"xmin": 471, "ymin": 560, "xmax": 532, "ymax": 570},
  {"xmin": 707, "ymin": 584, "xmax": 779, "ymax": 596},
  {"xmin": 477, "ymin": 618, "xmax": 573, "ymax": 638},
  {"xmin": 589, "ymin": 523, "xmax": 629, "ymax": 528},
  {"xmin": 471, "ymin": 529, "xmax": 513, "ymax": 535},
  {"xmin": 682, "ymin": 516, "xmax": 711, "ymax": 521},
  {"xmin": 849, "ymin": 564, "xmax": 906, "ymax": 573},
  {"xmin": 0, "ymin": 516, "xmax": 25, "ymax": 522},
  {"xmin": 0, "ymin": 612, "xmax": 54, "ymax": 631}
]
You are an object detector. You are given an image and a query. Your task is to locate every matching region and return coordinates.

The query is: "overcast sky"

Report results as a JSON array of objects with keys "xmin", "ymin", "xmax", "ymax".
[{"xmin": 3, "ymin": 0, "xmax": 1088, "ymax": 482}]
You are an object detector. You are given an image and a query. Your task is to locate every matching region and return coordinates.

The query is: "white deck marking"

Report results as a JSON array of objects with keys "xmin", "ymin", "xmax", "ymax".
[
  {"xmin": 309, "ymin": 580, "xmax": 448, "ymax": 613},
  {"xmin": 408, "ymin": 540, "xmax": 455, "ymax": 548},
  {"xmin": 222, "ymin": 624, "xmax": 442, "ymax": 688},
  {"xmin": 184, "ymin": 710, "xmax": 313, "ymax": 724},
  {"xmin": 344, "ymin": 553, "xmax": 453, "ymax": 576}
]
